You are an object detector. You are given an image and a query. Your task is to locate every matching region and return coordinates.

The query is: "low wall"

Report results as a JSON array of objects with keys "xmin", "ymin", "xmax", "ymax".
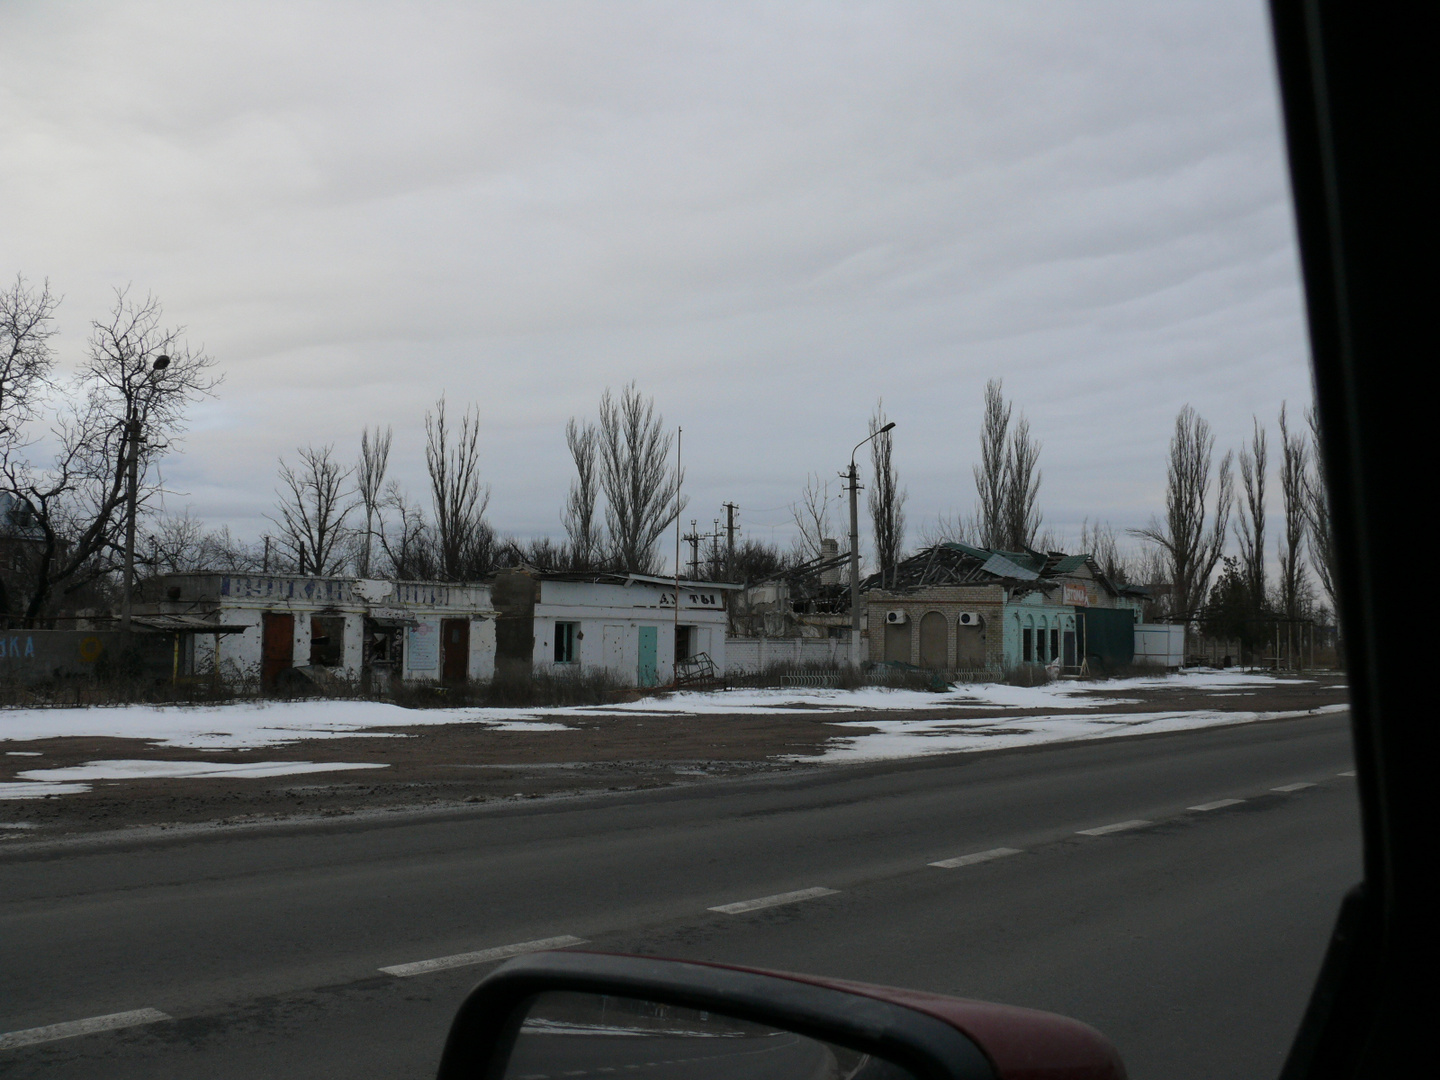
[
  {"xmin": 0, "ymin": 630, "xmax": 173, "ymax": 684},
  {"xmin": 724, "ymin": 636, "xmax": 853, "ymax": 672}
]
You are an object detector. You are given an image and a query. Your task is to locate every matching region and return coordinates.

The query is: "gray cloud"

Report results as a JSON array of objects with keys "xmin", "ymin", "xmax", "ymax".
[{"xmin": 1, "ymin": 1, "xmax": 1311, "ymax": 557}]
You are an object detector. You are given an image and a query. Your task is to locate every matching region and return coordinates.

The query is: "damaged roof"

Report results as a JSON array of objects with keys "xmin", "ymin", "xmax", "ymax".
[{"xmin": 861, "ymin": 542, "xmax": 1141, "ymax": 598}]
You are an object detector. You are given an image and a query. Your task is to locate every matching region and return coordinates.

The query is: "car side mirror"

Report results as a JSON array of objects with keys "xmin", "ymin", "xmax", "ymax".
[{"xmin": 436, "ymin": 951, "xmax": 1125, "ymax": 1080}]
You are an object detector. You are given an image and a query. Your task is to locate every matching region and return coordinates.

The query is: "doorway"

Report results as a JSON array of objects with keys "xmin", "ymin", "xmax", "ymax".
[
  {"xmin": 441, "ymin": 618, "xmax": 469, "ymax": 683},
  {"xmin": 261, "ymin": 612, "xmax": 294, "ymax": 692},
  {"xmin": 637, "ymin": 625, "xmax": 658, "ymax": 687}
]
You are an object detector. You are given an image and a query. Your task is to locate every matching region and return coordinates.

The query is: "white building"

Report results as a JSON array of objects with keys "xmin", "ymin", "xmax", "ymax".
[
  {"xmin": 139, "ymin": 573, "xmax": 496, "ymax": 690},
  {"xmin": 492, "ymin": 570, "xmax": 740, "ymax": 687}
]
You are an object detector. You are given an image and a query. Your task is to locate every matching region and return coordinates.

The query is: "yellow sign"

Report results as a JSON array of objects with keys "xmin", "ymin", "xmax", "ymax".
[{"xmin": 79, "ymin": 636, "xmax": 105, "ymax": 662}]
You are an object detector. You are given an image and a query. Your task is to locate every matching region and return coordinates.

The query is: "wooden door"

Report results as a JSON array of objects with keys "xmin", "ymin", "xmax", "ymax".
[
  {"xmin": 441, "ymin": 618, "xmax": 469, "ymax": 683},
  {"xmin": 261, "ymin": 613, "xmax": 294, "ymax": 691}
]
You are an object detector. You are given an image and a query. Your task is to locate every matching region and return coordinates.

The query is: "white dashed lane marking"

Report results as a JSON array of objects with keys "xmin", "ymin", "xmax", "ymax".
[
  {"xmin": 1189, "ymin": 798, "xmax": 1246, "ymax": 811},
  {"xmin": 380, "ymin": 935, "xmax": 586, "ymax": 978},
  {"xmin": 1272, "ymin": 782, "xmax": 1316, "ymax": 793},
  {"xmin": 0, "ymin": 1008, "xmax": 171, "ymax": 1051},
  {"xmin": 708, "ymin": 887, "xmax": 838, "ymax": 914},
  {"xmin": 930, "ymin": 847, "xmax": 1023, "ymax": 869},
  {"xmin": 1077, "ymin": 819, "xmax": 1151, "ymax": 836}
]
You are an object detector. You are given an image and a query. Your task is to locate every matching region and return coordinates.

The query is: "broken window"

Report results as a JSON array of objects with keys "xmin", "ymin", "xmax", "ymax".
[
  {"xmin": 554, "ymin": 621, "xmax": 578, "ymax": 664},
  {"xmin": 1050, "ymin": 628, "xmax": 1060, "ymax": 661},
  {"xmin": 309, "ymin": 616, "xmax": 345, "ymax": 667},
  {"xmin": 1022, "ymin": 627, "xmax": 1034, "ymax": 662},
  {"xmin": 674, "ymin": 624, "xmax": 694, "ymax": 661}
]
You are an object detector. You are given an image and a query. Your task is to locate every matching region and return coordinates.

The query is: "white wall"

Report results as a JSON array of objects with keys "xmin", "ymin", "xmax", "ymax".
[{"xmin": 725, "ymin": 636, "xmax": 853, "ymax": 672}]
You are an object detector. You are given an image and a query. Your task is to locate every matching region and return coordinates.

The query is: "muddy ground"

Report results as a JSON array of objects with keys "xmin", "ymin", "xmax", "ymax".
[{"xmin": 1, "ymin": 675, "xmax": 1348, "ymax": 840}]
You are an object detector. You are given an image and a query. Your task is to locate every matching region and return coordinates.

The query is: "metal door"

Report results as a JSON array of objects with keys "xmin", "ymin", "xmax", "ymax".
[
  {"xmin": 637, "ymin": 625, "xmax": 658, "ymax": 687},
  {"xmin": 261, "ymin": 612, "xmax": 294, "ymax": 692},
  {"xmin": 441, "ymin": 618, "xmax": 470, "ymax": 683}
]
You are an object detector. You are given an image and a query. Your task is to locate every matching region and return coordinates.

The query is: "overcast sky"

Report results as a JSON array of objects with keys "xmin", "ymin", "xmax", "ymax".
[{"xmin": 1, "ymin": 1, "xmax": 1314, "ymax": 566}]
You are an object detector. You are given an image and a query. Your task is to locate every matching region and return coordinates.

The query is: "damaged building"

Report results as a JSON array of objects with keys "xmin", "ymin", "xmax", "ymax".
[
  {"xmin": 862, "ymin": 543, "xmax": 1148, "ymax": 673},
  {"xmin": 490, "ymin": 568, "xmax": 739, "ymax": 688},
  {"xmin": 137, "ymin": 573, "xmax": 497, "ymax": 691}
]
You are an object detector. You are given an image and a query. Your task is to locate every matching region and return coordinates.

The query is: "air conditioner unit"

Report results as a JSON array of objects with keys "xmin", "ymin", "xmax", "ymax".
[
  {"xmin": 957, "ymin": 611, "xmax": 981, "ymax": 627},
  {"xmin": 885, "ymin": 610, "xmax": 908, "ymax": 625}
]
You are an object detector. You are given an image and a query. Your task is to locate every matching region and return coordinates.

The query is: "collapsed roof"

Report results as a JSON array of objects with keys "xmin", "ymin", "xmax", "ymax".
[{"xmin": 861, "ymin": 542, "xmax": 1146, "ymax": 600}]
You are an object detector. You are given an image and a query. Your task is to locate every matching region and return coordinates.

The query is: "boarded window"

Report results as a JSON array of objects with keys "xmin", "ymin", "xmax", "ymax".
[
  {"xmin": 918, "ymin": 611, "xmax": 947, "ymax": 669},
  {"xmin": 309, "ymin": 616, "xmax": 345, "ymax": 667},
  {"xmin": 555, "ymin": 621, "xmax": 578, "ymax": 663}
]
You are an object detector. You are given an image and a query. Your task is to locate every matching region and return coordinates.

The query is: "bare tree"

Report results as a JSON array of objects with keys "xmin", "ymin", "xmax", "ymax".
[
  {"xmin": 972, "ymin": 379, "xmax": 1041, "ymax": 550},
  {"xmin": 918, "ymin": 510, "xmax": 981, "ymax": 548},
  {"xmin": 597, "ymin": 383, "xmax": 685, "ymax": 574},
  {"xmin": 355, "ymin": 425, "xmax": 392, "ymax": 577},
  {"xmin": 377, "ymin": 480, "xmax": 437, "ymax": 580},
  {"xmin": 0, "ymin": 275, "xmax": 59, "ymax": 455},
  {"xmin": 1304, "ymin": 404, "xmax": 1338, "ymax": 618},
  {"xmin": 973, "ymin": 379, "xmax": 1010, "ymax": 549},
  {"xmin": 1235, "ymin": 417, "xmax": 1268, "ymax": 615},
  {"xmin": 1277, "ymin": 403, "xmax": 1310, "ymax": 620},
  {"xmin": 868, "ymin": 401, "xmax": 906, "ymax": 588},
  {"xmin": 270, "ymin": 444, "xmax": 353, "ymax": 575},
  {"xmin": 1002, "ymin": 413, "xmax": 1042, "ymax": 550},
  {"xmin": 790, "ymin": 472, "xmax": 834, "ymax": 563},
  {"xmin": 562, "ymin": 417, "xmax": 602, "ymax": 569},
  {"xmin": 3, "ymin": 288, "xmax": 218, "ymax": 624},
  {"xmin": 425, "ymin": 396, "xmax": 490, "ymax": 581},
  {"xmin": 1079, "ymin": 518, "xmax": 1130, "ymax": 582},
  {"xmin": 1130, "ymin": 405, "xmax": 1234, "ymax": 625}
]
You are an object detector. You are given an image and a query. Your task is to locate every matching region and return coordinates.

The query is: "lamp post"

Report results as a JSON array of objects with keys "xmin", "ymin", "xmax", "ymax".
[
  {"xmin": 846, "ymin": 421, "xmax": 895, "ymax": 667},
  {"xmin": 121, "ymin": 354, "xmax": 169, "ymax": 640}
]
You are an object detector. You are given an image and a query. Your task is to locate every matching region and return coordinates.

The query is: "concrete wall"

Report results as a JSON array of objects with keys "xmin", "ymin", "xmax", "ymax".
[{"xmin": 724, "ymin": 636, "xmax": 851, "ymax": 672}]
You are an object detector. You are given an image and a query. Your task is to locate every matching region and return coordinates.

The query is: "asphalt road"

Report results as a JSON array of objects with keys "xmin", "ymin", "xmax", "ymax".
[{"xmin": 0, "ymin": 712, "xmax": 1360, "ymax": 1080}]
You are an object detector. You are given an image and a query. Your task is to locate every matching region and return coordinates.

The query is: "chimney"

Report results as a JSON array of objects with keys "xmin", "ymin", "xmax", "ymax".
[{"xmin": 820, "ymin": 538, "xmax": 840, "ymax": 585}]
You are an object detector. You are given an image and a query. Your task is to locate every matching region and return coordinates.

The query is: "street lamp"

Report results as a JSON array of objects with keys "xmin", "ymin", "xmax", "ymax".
[
  {"xmin": 846, "ymin": 421, "xmax": 895, "ymax": 668},
  {"xmin": 121, "ymin": 354, "xmax": 169, "ymax": 640}
]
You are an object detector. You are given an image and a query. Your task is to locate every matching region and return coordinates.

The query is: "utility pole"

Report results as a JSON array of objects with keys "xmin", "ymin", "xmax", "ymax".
[
  {"xmin": 846, "ymin": 422, "xmax": 896, "ymax": 667},
  {"xmin": 723, "ymin": 502, "xmax": 737, "ymax": 581},
  {"xmin": 121, "ymin": 354, "xmax": 170, "ymax": 644},
  {"xmin": 682, "ymin": 520, "xmax": 702, "ymax": 578}
]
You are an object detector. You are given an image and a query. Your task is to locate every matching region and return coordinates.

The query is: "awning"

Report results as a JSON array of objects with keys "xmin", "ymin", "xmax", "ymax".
[{"xmin": 132, "ymin": 614, "xmax": 250, "ymax": 634}]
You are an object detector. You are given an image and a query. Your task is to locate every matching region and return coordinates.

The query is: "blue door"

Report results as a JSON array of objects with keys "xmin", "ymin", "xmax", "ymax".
[{"xmin": 637, "ymin": 625, "xmax": 658, "ymax": 688}]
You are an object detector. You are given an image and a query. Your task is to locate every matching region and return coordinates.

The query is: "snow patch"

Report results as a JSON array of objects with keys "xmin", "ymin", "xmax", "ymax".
[{"xmin": 18, "ymin": 760, "xmax": 389, "ymax": 782}]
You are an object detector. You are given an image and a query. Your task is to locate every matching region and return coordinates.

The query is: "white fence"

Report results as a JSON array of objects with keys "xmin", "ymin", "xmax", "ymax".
[{"xmin": 724, "ymin": 636, "xmax": 853, "ymax": 672}]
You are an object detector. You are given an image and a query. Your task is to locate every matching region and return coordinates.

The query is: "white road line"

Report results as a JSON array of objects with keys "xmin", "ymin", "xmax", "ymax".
[
  {"xmin": 930, "ymin": 847, "xmax": 1023, "ymax": 869},
  {"xmin": 1188, "ymin": 798, "xmax": 1246, "ymax": 812},
  {"xmin": 1336, "ymin": 770, "xmax": 1356, "ymax": 777},
  {"xmin": 1077, "ymin": 819, "xmax": 1151, "ymax": 837},
  {"xmin": 0, "ymin": 1008, "xmax": 171, "ymax": 1051},
  {"xmin": 708, "ymin": 887, "xmax": 838, "ymax": 914},
  {"xmin": 380, "ymin": 935, "xmax": 586, "ymax": 978},
  {"xmin": 1272, "ymin": 782, "xmax": 1316, "ymax": 793}
]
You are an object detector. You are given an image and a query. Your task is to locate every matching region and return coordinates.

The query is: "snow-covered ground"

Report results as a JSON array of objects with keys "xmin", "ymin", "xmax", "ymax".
[{"xmin": 0, "ymin": 672, "xmax": 1341, "ymax": 802}]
